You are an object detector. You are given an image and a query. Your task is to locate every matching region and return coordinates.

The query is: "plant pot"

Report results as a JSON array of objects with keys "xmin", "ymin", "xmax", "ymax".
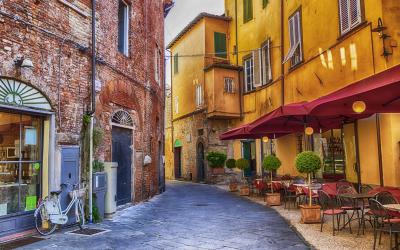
[
  {"xmin": 299, "ymin": 205, "xmax": 321, "ymax": 224},
  {"xmin": 239, "ymin": 185, "xmax": 250, "ymax": 196},
  {"xmin": 266, "ymin": 193, "xmax": 281, "ymax": 206},
  {"xmin": 229, "ymin": 183, "xmax": 238, "ymax": 192},
  {"xmin": 211, "ymin": 167, "xmax": 225, "ymax": 175}
]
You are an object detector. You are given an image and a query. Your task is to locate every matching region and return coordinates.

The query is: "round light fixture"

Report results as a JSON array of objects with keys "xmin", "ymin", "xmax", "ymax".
[
  {"xmin": 262, "ymin": 137, "xmax": 269, "ymax": 143},
  {"xmin": 352, "ymin": 101, "xmax": 366, "ymax": 114},
  {"xmin": 305, "ymin": 127, "xmax": 314, "ymax": 136}
]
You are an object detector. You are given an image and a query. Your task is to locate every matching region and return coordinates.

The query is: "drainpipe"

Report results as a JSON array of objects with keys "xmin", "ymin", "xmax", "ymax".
[
  {"xmin": 280, "ymin": 0, "xmax": 285, "ymax": 107},
  {"xmin": 87, "ymin": 0, "xmax": 97, "ymax": 223},
  {"xmin": 234, "ymin": 0, "xmax": 243, "ymax": 119}
]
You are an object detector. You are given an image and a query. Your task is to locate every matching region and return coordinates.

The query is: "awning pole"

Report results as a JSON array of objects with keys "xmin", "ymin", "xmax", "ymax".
[
  {"xmin": 354, "ymin": 121, "xmax": 362, "ymax": 193},
  {"xmin": 260, "ymin": 138, "xmax": 264, "ymax": 177},
  {"xmin": 376, "ymin": 114, "xmax": 384, "ymax": 187}
]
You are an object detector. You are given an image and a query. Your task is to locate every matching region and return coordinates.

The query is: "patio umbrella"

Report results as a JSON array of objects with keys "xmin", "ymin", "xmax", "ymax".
[{"xmin": 219, "ymin": 123, "xmax": 289, "ymax": 140}]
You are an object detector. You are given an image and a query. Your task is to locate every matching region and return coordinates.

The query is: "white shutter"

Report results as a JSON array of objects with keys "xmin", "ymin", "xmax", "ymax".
[
  {"xmin": 349, "ymin": 0, "xmax": 361, "ymax": 28},
  {"xmin": 267, "ymin": 40, "xmax": 272, "ymax": 81},
  {"xmin": 339, "ymin": 0, "xmax": 350, "ymax": 34},
  {"xmin": 253, "ymin": 49, "xmax": 262, "ymax": 88}
]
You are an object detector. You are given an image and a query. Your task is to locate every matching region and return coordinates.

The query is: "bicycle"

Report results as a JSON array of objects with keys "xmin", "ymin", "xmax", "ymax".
[{"xmin": 34, "ymin": 183, "xmax": 86, "ymax": 235}]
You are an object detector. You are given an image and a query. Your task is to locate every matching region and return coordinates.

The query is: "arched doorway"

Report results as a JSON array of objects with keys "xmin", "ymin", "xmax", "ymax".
[
  {"xmin": 111, "ymin": 110, "xmax": 134, "ymax": 205},
  {"xmin": 197, "ymin": 142, "xmax": 205, "ymax": 182}
]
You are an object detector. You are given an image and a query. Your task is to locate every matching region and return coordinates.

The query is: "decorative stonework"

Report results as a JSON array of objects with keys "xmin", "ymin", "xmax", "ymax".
[
  {"xmin": 111, "ymin": 110, "xmax": 134, "ymax": 128},
  {"xmin": 0, "ymin": 78, "xmax": 51, "ymax": 110}
]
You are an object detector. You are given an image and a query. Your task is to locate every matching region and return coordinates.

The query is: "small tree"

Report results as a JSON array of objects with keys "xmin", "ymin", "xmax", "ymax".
[
  {"xmin": 295, "ymin": 151, "xmax": 322, "ymax": 206},
  {"xmin": 225, "ymin": 159, "xmax": 236, "ymax": 169},
  {"xmin": 206, "ymin": 151, "xmax": 227, "ymax": 168},
  {"xmin": 235, "ymin": 158, "xmax": 249, "ymax": 179},
  {"xmin": 262, "ymin": 155, "xmax": 281, "ymax": 193}
]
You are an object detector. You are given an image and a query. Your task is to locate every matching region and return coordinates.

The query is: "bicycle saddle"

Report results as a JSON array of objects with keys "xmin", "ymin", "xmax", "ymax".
[{"xmin": 50, "ymin": 190, "xmax": 62, "ymax": 196}]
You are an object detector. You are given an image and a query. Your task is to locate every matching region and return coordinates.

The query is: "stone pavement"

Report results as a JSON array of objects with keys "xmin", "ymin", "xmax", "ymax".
[{"xmin": 21, "ymin": 181, "xmax": 309, "ymax": 250}]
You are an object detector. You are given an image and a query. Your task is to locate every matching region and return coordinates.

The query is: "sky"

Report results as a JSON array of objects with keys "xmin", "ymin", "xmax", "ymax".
[{"xmin": 164, "ymin": 0, "xmax": 225, "ymax": 87}]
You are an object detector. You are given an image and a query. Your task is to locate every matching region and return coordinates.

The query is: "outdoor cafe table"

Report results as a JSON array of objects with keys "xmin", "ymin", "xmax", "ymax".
[{"xmin": 338, "ymin": 193, "xmax": 375, "ymax": 235}]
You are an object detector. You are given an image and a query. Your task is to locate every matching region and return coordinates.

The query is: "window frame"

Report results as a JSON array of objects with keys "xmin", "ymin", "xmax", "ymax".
[
  {"xmin": 195, "ymin": 84, "xmax": 203, "ymax": 108},
  {"xmin": 287, "ymin": 9, "xmax": 303, "ymax": 68},
  {"xmin": 262, "ymin": 0, "xmax": 269, "ymax": 9},
  {"xmin": 118, "ymin": 0, "xmax": 130, "ymax": 56},
  {"xmin": 243, "ymin": 0, "xmax": 253, "ymax": 23},
  {"xmin": 224, "ymin": 77, "xmax": 235, "ymax": 93},
  {"xmin": 261, "ymin": 39, "xmax": 272, "ymax": 85},
  {"xmin": 243, "ymin": 55, "xmax": 254, "ymax": 93},
  {"xmin": 214, "ymin": 32, "xmax": 227, "ymax": 59},
  {"xmin": 338, "ymin": 0, "xmax": 363, "ymax": 36}
]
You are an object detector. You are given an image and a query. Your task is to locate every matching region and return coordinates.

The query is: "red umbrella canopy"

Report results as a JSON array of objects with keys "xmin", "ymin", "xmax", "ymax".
[
  {"xmin": 307, "ymin": 64, "xmax": 400, "ymax": 116},
  {"xmin": 219, "ymin": 124, "xmax": 290, "ymax": 140}
]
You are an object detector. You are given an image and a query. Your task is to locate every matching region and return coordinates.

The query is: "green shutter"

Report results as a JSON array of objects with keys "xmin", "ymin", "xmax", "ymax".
[
  {"xmin": 262, "ymin": 0, "xmax": 269, "ymax": 9},
  {"xmin": 174, "ymin": 53, "xmax": 178, "ymax": 74},
  {"xmin": 214, "ymin": 32, "xmax": 227, "ymax": 58},
  {"xmin": 243, "ymin": 0, "xmax": 253, "ymax": 23}
]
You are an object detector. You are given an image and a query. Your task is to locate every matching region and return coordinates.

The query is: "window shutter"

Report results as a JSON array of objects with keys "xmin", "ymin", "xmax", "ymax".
[
  {"xmin": 253, "ymin": 49, "xmax": 262, "ymax": 88},
  {"xmin": 339, "ymin": 0, "xmax": 350, "ymax": 34},
  {"xmin": 349, "ymin": 0, "xmax": 361, "ymax": 28},
  {"xmin": 267, "ymin": 40, "xmax": 272, "ymax": 81},
  {"xmin": 214, "ymin": 32, "xmax": 227, "ymax": 58},
  {"xmin": 244, "ymin": 0, "xmax": 253, "ymax": 23},
  {"xmin": 174, "ymin": 54, "xmax": 178, "ymax": 74}
]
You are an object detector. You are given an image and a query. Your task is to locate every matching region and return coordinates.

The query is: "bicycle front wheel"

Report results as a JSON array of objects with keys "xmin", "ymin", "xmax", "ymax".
[
  {"xmin": 35, "ymin": 202, "xmax": 57, "ymax": 236},
  {"xmin": 77, "ymin": 199, "xmax": 85, "ymax": 229}
]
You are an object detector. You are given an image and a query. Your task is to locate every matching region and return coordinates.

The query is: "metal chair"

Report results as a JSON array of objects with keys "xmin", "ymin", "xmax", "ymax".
[
  {"xmin": 283, "ymin": 184, "xmax": 298, "ymax": 209},
  {"xmin": 319, "ymin": 190, "xmax": 350, "ymax": 236},
  {"xmin": 369, "ymin": 199, "xmax": 400, "ymax": 250}
]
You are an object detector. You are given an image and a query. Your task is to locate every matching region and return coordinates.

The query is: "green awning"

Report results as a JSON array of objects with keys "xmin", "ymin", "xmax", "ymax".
[{"xmin": 174, "ymin": 139, "xmax": 182, "ymax": 148}]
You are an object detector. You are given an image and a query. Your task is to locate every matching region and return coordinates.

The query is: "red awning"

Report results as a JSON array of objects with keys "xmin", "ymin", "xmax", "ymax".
[
  {"xmin": 219, "ymin": 124, "xmax": 289, "ymax": 140},
  {"xmin": 307, "ymin": 64, "xmax": 400, "ymax": 116}
]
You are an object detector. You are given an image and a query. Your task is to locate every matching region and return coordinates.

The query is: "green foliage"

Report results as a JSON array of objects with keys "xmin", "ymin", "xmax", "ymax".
[
  {"xmin": 235, "ymin": 158, "xmax": 250, "ymax": 170},
  {"xmin": 93, "ymin": 127, "xmax": 104, "ymax": 151},
  {"xmin": 295, "ymin": 151, "xmax": 322, "ymax": 174},
  {"xmin": 93, "ymin": 160, "xmax": 105, "ymax": 173},
  {"xmin": 262, "ymin": 155, "xmax": 281, "ymax": 171},
  {"xmin": 206, "ymin": 151, "xmax": 227, "ymax": 168},
  {"xmin": 85, "ymin": 196, "xmax": 102, "ymax": 223},
  {"xmin": 83, "ymin": 114, "xmax": 91, "ymax": 128},
  {"xmin": 225, "ymin": 159, "xmax": 236, "ymax": 169}
]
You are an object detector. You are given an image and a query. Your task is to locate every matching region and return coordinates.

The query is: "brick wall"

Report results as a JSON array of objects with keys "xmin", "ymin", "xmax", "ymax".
[{"xmin": 0, "ymin": 0, "xmax": 165, "ymax": 203}]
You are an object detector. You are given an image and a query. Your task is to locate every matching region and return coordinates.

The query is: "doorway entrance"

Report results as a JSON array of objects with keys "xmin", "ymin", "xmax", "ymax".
[
  {"xmin": 242, "ymin": 140, "xmax": 256, "ymax": 177},
  {"xmin": 174, "ymin": 147, "xmax": 182, "ymax": 179},
  {"xmin": 197, "ymin": 142, "xmax": 205, "ymax": 182},
  {"xmin": 112, "ymin": 126, "xmax": 132, "ymax": 206}
]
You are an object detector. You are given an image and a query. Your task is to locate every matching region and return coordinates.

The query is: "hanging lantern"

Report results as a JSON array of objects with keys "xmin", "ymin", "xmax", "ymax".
[
  {"xmin": 305, "ymin": 127, "xmax": 314, "ymax": 135},
  {"xmin": 352, "ymin": 101, "xmax": 366, "ymax": 114},
  {"xmin": 262, "ymin": 137, "xmax": 269, "ymax": 143}
]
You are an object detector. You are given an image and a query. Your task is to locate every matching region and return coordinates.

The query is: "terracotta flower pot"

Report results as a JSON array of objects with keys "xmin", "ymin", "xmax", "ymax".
[
  {"xmin": 299, "ymin": 205, "xmax": 321, "ymax": 224},
  {"xmin": 229, "ymin": 183, "xmax": 238, "ymax": 192},
  {"xmin": 211, "ymin": 167, "xmax": 225, "ymax": 175},
  {"xmin": 266, "ymin": 193, "xmax": 281, "ymax": 206},
  {"xmin": 239, "ymin": 185, "xmax": 250, "ymax": 196}
]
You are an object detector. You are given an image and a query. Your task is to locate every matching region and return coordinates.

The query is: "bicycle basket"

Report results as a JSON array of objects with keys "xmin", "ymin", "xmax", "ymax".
[{"xmin": 69, "ymin": 188, "xmax": 86, "ymax": 199}]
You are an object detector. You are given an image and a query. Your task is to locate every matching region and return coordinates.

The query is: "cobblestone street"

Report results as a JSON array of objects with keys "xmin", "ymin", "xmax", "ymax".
[{"xmin": 22, "ymin": 181, "xmax": 308, "ymax": 250}]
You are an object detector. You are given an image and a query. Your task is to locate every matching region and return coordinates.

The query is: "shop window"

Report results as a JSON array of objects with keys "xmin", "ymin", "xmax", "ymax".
[
  {"xmin": 284, "ymin": 10, "xmax": 303, "ymax": 67},
  {"xmin": 339, "ymin": 0, "xmax": 362, "ymax": 35},
  {"xmin": 243, "ymin": 0, "xmax": 253, "ymax": 23},
  {"xmin": 244, "ymin": 56, "xmax": 254, "ymax": 93},
  {"xmin": 0, "ymin": 112, "xmax": 42, "ymax": 217},
  {"xmin": 214, "ymin": 32, "xmax": 227, "ymax": 58},
  {"xmin": 224, "ymin": 77, "xmax": 235, "ymax": 93},
  {"xmin": 321, "ymin": 129, "xmax": 345, "ymax": 178},
  {"xmin": 118, "ymin": 0, "xmax": 130, "ymax": 56}
]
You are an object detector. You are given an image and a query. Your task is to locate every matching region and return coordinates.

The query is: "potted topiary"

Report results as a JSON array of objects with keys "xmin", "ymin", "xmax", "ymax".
[
  {"xmin": 295, "ymin": 151, "xmax": 322, "ymax": 224},
  {"xmin": 235, "ymin": 158, "xmax": 250, "ymax": 196},
  {"xmin": 206, "ymin": 151, "xmax": 227, "ymax": 175},
  {"xmin": 263, "ymin": 155, "xmax": 282, "ymax": 206},
  {"xmin": 226, "ymin": 159, "xmax": 238, "ymax": 192}
]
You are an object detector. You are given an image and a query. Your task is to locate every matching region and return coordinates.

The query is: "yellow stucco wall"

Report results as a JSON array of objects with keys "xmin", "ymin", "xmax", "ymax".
[{"xmin": 222, "ymin": 0, "xmax": 400, "ymax": 185}]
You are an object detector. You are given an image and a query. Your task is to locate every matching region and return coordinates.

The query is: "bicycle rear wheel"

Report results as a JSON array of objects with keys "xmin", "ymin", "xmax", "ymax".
[
  {"xmin": 35, "ymin": 202, "xmax": 57, "ymax": 236},
  {"xmin": 77, "ymin": 199, "xmax": 85, "ymax": 229}
]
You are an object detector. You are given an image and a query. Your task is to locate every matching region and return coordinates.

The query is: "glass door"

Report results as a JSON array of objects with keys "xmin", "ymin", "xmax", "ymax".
[{"xmin": 0, "ymin": 112, "xmax": 42, "ymax": 217}]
